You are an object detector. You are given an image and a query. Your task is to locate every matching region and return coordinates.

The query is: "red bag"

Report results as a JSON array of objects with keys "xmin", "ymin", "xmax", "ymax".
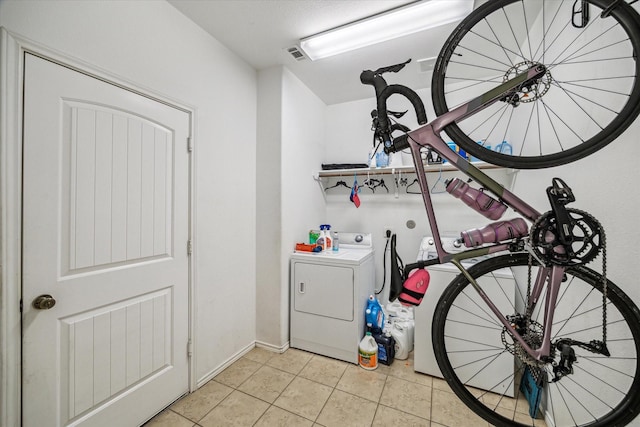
[{"xmin": 398, "ymin": 269, "xmax": 430, "ymax": 307}]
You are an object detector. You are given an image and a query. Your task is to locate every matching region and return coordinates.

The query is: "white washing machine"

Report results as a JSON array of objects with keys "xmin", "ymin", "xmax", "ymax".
[
  {"xmin": 413, "ymin": 234, "xmax": 515, "ymax": 396},
  {"xmin": 290, "ymin": 232, "xmax": 375, "ymax": 364}
]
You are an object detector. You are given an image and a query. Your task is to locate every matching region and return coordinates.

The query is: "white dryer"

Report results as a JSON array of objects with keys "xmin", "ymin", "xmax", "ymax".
[
  {"xmin": 290, "ymin": 232, "xmax": 375, "ymax": 364},
  {"xmin": 413, "ymin": 235, "xmax": 515, "ymax": 396}
]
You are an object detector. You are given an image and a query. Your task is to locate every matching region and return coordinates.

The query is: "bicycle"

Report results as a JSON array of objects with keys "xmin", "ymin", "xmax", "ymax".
[{"xmin": 360, "ymin": 1, "xmax": 640, "ymax": 426}]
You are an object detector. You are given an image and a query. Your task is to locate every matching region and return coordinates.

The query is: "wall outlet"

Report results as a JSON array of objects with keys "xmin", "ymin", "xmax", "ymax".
[{"xmin": 384, "ymin": 227, "xmax": 393, "ymax": 238}]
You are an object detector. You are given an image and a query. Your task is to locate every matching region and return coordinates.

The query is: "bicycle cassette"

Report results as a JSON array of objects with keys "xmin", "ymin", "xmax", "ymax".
[{"xmin": 530, "ymin": 208, "xmax": 604, "ymax": 266}]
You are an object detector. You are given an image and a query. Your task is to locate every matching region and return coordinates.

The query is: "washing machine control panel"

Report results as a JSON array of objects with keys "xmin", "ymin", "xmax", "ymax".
[
  {"xmin": 338, "ymin": 232, "xmax": 372, "ymax": 248},
  {"xmin": 417, "ymin": 234, "xmax": 491, "ymax": 264},
  {"xmin": 418, "ymin": 234, "xmax": 464, "ymax": 261}
]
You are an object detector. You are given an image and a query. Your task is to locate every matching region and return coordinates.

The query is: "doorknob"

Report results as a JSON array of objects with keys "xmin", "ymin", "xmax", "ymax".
[{"xmin": 32, "ymin": 294, "xmax": 56, "ymax": 310}]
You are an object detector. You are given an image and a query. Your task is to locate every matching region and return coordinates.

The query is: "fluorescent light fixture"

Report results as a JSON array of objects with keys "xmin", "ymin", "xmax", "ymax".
[{"xmin": 299, "ymin": 0, "xmax": 474, "ymax": 61}]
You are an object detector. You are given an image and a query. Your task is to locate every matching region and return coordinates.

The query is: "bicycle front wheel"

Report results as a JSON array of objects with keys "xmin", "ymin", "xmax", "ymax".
[
  {"xmin": 432, "ymin": 254, "xmax": 640, "ymax": 427},
  {"xmin": 432, "ymin": 0, "xmax": 640, "ymax": 169}
]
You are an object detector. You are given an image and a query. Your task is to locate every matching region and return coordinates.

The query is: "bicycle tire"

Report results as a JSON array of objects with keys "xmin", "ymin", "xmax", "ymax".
[
  {"xmin": 431, "ymin": 0, "xmax": 640, "ymax": 169},
  {"xmin": 431, "ymin": 253, "xmax": 640, "ymax": 427}
]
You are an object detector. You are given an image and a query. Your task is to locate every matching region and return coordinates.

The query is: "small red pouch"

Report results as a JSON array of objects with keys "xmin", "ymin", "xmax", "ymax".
[{"xmin": 398, "ymin": 269, "xmax": 430, "ymax": 307}]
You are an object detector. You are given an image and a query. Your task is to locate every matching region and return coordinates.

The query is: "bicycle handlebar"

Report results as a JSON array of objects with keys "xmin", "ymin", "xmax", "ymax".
[{"xmin": 360, "ymin": 59, "xmax": 427, "ymax": 153}]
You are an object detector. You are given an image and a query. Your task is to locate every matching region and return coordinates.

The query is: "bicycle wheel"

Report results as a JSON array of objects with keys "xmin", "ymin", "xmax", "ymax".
[
  {"xmin": 431, "ymin": 0, "xmax": 640, "ymax": 169},
  {"xmin": 432, "ymin": 253, "xmax": 640, "ymax": 427}
]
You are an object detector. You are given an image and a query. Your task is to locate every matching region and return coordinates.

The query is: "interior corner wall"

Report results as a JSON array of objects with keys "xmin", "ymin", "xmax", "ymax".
[
  {"xmin": 0, "ymin": 0, "xmax": 258, "ymax": 386},
  {"xmin": 255, "ymin": 66, "xmax": 326, "ymax": 349},
  {"xmin": 256, "ymin": 67, "xmax": 284, "ymax": 347},
  {"xmin": 280, "ymin": 67, "xmax": 326, "ymax": 344}
]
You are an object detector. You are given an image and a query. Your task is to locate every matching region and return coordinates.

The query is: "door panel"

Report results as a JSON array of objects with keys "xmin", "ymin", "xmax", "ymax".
[
  {"xmin": 61, "ymin": 101, "xmax": 173, "ymax": 274},
  {"xmin": 22, "ymin": 54, "xmax": 190, "ymax": 427},
  {"xmin": 293, "ymin": 263, "xmax": 354, "ymax": 321}
]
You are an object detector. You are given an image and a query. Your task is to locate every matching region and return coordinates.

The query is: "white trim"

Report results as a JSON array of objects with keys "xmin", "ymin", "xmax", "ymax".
[
  {"xmin": 194, "ymin": 341, "xmax": 290, "ymax": 389},
  {"xmin": 0, "ymin": 27, "xmax": 198, "ymax": 425},
  {"xmin": 0, "ymin": 27, "xmax": 23, "ymax": 427},
  {"xmin": 256, "ymin": 340, "xmax": 289, "ymax": 354},
  {"xmin": 195, "ymin": 342, "xmax": 256, "ymax": 388}
]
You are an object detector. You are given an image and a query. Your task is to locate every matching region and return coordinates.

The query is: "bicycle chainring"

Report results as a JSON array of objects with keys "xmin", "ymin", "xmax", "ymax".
[{"xmin": 530, "ymin": 208, "xmax": 603, "ymax": 266}]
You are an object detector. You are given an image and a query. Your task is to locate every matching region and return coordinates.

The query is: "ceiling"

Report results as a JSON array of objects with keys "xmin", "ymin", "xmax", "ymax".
[{"xmin": 167, "ymin": 0, "xmax": 478, "ymax": 105}]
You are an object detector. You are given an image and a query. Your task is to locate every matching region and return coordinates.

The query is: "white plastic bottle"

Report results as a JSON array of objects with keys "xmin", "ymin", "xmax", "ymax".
[
  {"xmin": 316, "ymin": 225, "xmax": 326, "ymax": 251},
  {"xmin": 358, "ymin": 332, "xmax": 378, "ymax": 370},
  {"xmin": 325, "ymin": 225, "xmax": 332, "ymax": 251}
]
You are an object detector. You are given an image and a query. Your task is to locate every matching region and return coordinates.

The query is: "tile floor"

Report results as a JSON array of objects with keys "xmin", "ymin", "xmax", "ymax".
[{"xmin": 145, "ymin": 347, "xmax": 545, "ymax": 427}]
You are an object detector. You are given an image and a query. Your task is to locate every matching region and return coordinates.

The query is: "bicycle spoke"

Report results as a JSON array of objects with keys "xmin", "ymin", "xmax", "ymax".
[
  {"xmin": 434, "ymin": 253, "xmax": 640, "ymax": 426},
  {"xmin": 432, "ymin": 0, "xmax": 640, "ymax": 168}
]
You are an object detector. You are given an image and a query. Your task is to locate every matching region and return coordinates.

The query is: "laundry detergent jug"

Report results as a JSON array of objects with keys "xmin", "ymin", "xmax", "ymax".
[
  {"xmin": 365, "ymin": 295, "xmax": 385, "ymax": 329},
  {"xmin": 358, "ymin": 332, "xmax": 378, "ymax": 370},
  {"xmin": 372, "ymin": 329, "xmax": 395, "ymax": 366},
  {"xmin": 391, "ymin": 321, "xmax": 412, "ymax": 360}
]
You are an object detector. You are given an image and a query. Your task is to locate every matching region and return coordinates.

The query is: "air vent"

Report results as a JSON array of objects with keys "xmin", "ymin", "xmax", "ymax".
[{"xmin": 287, "ymin": 46, "xmax": 307, "ymax": 61}]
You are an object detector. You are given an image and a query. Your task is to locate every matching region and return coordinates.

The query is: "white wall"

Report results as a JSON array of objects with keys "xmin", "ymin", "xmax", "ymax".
[
  {"xmin": 512, "ymin": 127, "xmax": 640, "ymax": 304},
  {"xmin": 256, "ymin": 67, "xmax": 283, "ymax": 347},
  {"xmin": 0, "ymin": 0, "xmax": 258, "ymax": 384},
  {"xmin": 280, "ymin": 67, "xmax": 326, "ymax": 342},
  {"xmin": 255, "ymin": 66, "xmax": 325, "ymax": 348}
]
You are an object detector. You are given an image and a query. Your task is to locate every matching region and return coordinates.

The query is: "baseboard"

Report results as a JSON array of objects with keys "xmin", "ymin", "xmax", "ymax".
[
  {"xmin": 255, "ymin": 340, "xmax": 289, "ymax": 354},
  {"xmin": 195, "ymin": 341, "xmax": 256, "ymax": 388}
]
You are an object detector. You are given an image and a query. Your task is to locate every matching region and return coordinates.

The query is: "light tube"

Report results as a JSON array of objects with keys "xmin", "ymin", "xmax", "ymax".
[{"xmin": 299, "ymin": 0, "xmax": 474, "ymax": 61}]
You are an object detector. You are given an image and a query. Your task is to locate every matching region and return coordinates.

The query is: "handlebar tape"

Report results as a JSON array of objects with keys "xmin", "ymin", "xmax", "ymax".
[
  {"xmin": 378, "ymin": 84, "xmax": 428, "ymax": 127},
  {"xmin": 384, "ymin": 134, "xmax": 410, "ymax": 154}
]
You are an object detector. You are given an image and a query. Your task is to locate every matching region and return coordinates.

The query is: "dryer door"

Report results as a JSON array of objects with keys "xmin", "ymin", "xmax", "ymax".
[{"xmin": 293, "ymin": 263, "xmax": 354, "ymax": 321}]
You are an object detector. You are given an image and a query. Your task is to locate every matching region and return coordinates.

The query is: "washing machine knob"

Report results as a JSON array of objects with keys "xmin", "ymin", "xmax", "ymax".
[
  {"xmin": 428, "ymin": 238, "xmax": 434, "ymax": 245},
  {"xmin": 355, "ymin": 234, "xmax": 363, "ymax": 243}
]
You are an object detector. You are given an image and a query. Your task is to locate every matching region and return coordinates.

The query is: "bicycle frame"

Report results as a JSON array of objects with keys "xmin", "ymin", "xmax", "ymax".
[{"xmin": 404, "ymin": 65, "xmax": 567, "ymax": 362}]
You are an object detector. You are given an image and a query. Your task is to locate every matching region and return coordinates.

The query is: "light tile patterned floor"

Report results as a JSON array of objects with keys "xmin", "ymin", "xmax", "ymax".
[{"xmin": 144, "ymin": 347, "xmax": 543, "ymax": 427}]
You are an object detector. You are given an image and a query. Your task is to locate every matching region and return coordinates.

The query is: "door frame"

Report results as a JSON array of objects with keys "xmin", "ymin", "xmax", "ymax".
[{"xmin": 0, "ymin": 27, "xmax": 197, "ymax": 427}]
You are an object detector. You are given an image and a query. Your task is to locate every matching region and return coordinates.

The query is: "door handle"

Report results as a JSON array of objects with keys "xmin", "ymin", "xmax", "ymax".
[
  {"xmin": 32, "ymin": 294, "xmax": 56, "ymax": 310},
  {"xmin": 299, "ymin": 282, "xmax": 305, "ymax": 294}
]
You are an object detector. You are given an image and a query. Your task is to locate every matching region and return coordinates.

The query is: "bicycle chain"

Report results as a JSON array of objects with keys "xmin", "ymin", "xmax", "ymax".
[{"xmin": 519, "ymin": 210, "xmax": 609, "ymax": 370}]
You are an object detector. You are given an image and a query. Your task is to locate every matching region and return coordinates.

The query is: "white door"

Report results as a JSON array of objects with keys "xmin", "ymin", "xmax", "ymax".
[{"xmin": 22, "ymin": 53, "xmax": 191, "ymax": 427}]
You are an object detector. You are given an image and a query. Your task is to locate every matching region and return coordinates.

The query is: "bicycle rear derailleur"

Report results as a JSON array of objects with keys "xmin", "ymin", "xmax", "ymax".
[{"xmin": 551, "ymin": 339, "xmax": 610, "ymax": 382}]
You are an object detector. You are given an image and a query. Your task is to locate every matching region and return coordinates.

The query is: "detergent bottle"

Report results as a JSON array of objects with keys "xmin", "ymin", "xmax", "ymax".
[
  {"xmin": 316, "ymin": 225, "xmax": 332, "ymax": 251},
  {"xmin": 372, "ymin": 328, "xmax": 396, "ymax": 365},
  {"xmin": 325, "ymin": 224, "xmax": 333, "ymax": 251},
  {"xmin": 365, "ymin": 295, "xmax": 385, "ymax": 329},
  {"xmin": 358, "ymin": 332, "xmax": 378, "ymax": 370}
]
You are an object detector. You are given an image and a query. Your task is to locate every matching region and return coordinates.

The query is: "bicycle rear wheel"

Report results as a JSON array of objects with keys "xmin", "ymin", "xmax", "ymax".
[
  {"xmin": 431, "ymin": 254, "xmax": 640, "ymax": 427},
  {"xmin": 431, "ymin": 0, "xmax": 640, "ymax": 169}
]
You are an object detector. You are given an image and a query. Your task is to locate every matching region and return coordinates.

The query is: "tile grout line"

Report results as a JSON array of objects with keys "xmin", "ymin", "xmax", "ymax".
[{"xmin": 167, "ymin": 349, "xmax": 437, "ymax": 427}]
